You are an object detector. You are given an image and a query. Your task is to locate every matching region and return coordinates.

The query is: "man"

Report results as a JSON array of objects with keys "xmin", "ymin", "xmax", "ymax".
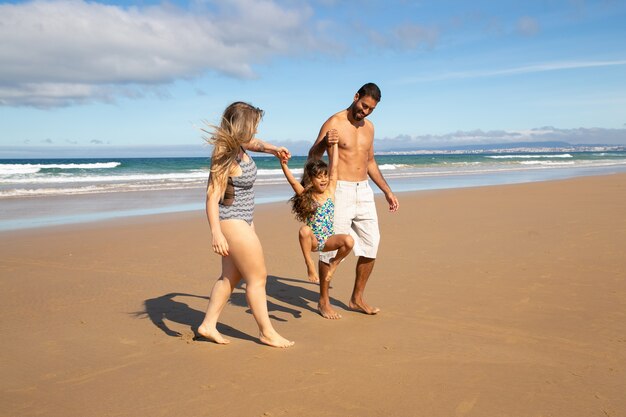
[{"xmin": 308, "ymin": 82, "xmax": 399, "ymax": 319}]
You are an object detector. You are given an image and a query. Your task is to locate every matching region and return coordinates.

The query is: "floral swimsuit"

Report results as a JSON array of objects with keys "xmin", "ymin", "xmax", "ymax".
[{"xmin": 306, "ymin": 198, "xmax": 334, "ymax": 251}]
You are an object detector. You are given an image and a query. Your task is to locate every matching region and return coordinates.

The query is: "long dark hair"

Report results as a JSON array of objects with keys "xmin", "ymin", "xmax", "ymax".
[{"xmin": 289, "ymin": 159, "xmax": 328, "ymax": 222}]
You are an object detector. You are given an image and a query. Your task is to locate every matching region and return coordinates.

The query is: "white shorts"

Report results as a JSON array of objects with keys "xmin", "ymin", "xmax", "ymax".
[{"xmin": 319, "ymin": 180, "xmax": 380, "ymax": 263}]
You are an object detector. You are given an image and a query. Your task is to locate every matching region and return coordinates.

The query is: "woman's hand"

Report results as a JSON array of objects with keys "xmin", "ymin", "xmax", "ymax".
[
  {"xmin": 211, "ymin": 231, "xmax": 229, "ymax": 256},
  {"xmin": 274, "ymin": 146, "xmax": 291, "ymax": 161}
]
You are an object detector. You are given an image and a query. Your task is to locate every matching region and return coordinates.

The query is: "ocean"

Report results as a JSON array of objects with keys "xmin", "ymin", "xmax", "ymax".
[{"xmin": 2, "ymin": 151, "xmax": 626, "ymax": 231}]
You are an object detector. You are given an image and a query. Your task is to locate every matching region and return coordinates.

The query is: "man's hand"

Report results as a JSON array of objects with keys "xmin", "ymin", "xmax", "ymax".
[
  {"xmin": 385, "ymin": 192, "xmax": 399, "ymax": 212},
  {"xmin": 326, "ymin": 129, "xmax": 339, "ymax": 147}
]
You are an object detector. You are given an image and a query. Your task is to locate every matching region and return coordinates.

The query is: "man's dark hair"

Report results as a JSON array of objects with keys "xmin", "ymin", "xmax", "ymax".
[{"xmin": 357, "ymin": 83, "xmax": 381, "ymax": 102}]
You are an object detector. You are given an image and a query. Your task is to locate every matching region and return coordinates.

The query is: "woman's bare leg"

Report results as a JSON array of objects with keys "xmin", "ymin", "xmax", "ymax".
[
  {"xmin": 197, "ymin": 256, "xmax": 242, "ymax": 344},
  {"xmin": 221, "ymin": 220, "xmax": 294, "ymax": 348},
  {"xmin": 298, "ymin": 225, "xmax": 319, "ymax": 283}
]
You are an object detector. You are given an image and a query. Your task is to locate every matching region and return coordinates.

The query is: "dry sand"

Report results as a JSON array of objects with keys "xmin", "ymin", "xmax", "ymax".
[{"xmin": 1, "ymin": 173, "xmax": 625, "ymax": 417}]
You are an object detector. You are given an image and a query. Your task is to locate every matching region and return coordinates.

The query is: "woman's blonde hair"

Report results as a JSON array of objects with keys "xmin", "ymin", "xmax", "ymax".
[{"xmin": 203, "ymin": 102, "xmax": 264, "ymax": 195}]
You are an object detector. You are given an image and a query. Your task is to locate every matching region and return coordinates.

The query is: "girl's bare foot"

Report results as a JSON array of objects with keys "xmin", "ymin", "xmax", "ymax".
[
  {"xmin": 325, "ymin": 257, "xmax": 341, "ymax": 281},
  {"xmin": 197, "ymin": 324, "xmax": 231, "ymax": 344},
  {"xmin": 306, "ymin": 266, "xmax": 319, "ymax": 283},
  {"xmin": 259, "ymin": 331, "xmax": 295, "ymax": 348},
  {"xmin": 349, "ymin": 298, "xmax": 380, "ymax": 315},
  {"xmin": 318, "ymin": 302, "xmax": 342, "ymax": 319}
]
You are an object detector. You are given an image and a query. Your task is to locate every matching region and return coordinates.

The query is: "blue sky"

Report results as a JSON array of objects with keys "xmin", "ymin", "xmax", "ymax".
[{"xmin": 1, "ymin": 0, "xmax": 625, "ymax": 157}]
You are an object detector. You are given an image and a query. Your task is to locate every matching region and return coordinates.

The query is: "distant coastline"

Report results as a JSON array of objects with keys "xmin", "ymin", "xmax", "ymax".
[{"xmin": 2, "ymin": 141, "xmax": 626, "ymax": 159}]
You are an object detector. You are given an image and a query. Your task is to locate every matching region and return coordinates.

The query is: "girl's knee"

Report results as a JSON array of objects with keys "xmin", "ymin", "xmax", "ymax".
[
  {"xmin": 345, "ymin": 235, "xmax": 355, "ymax": 249},
  {"xmin": 299, "ymin": 225, "xmax": 312, "ymax": 238}
]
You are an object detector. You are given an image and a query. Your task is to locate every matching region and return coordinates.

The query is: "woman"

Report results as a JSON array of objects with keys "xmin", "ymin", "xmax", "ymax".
[{"xmin": 197, "ymin": 101, "xmax": 294, "ymax": 348}]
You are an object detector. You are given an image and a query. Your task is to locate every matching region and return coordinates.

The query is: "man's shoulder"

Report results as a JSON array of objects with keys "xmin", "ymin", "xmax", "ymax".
[{"xmin": 325, "ymin": 110, "xmax": 348, "ymax": 126}]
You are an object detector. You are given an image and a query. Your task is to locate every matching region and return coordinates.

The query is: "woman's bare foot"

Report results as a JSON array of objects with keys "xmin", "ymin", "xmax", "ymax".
[
  {"xmin": 306, "ymin": 266, "xmax": 319, "ymax": 283},
  {"xmin": 197, "ymin": 324, "xmax": 231, "ymax": 344},
  {"xmin": 349, "ymin": 298, "xmax": 380, "ymax": 315},
  {"xmin": 318, "ymin": 302, "xmax": 342, "ymax": 319},
  {"xmin": 259, "ymin": 331, "xmax": 295, "ymax": 348}
]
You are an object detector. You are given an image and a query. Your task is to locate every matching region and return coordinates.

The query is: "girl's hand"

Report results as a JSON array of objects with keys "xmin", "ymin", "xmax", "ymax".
[
  {"xmin": 211, "ymin": 232, "xmax": 229, "ymax": 256},
  {"xmin": 274, "ymin": 146, "xmax": 291, "ymax": 161}
]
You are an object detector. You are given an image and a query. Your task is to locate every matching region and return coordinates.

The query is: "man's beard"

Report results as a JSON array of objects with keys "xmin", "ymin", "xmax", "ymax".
[{"xmin": 352, "ymin": 107, "xmax": 365, "ymax": 121}]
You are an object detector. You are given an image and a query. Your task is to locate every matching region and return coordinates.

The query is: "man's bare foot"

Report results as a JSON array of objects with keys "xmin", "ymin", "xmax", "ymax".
[
  {"xmin": 306, "ymin": 266, "xmax": 319, "ymax": 283},
  {"xmin": 349, "ymin": 299, "xmax": 380, "ymax": 315},
  {"xmin": 197, "ymin": 324, "xmax": 231, "ymax": 344},
  {"xmin": 259, "ymin": 331, "xmax": 295, "ymax": 348},
  {"xmin": 318, "ymin": 302, "xmax": 342, "ymax": 319}
]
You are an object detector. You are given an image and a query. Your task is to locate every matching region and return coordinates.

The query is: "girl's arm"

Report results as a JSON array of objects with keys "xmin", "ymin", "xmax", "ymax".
[
  {"xmin": 327, "ymin": 138, "xmax": 339, "ymax": 195},
  {"xmin": 246, "ymin": 137, "xmax": 291, "ymax": 161},
  {"xmin": 280, "ymin": 159, "xmax": 305, "ymax": 195},
  {"xmin": 206, "ymin": 179, "xmax": 229, "ymax": 256}
]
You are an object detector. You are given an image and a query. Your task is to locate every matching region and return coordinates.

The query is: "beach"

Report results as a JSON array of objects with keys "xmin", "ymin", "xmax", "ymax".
[{"xmin": 1, "ymin": 173, "xmax": 625, "ymax": 416}]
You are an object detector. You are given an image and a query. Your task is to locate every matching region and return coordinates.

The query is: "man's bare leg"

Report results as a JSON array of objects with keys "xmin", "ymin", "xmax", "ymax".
[
  {"xmin": 349, "ymin": 256, "xmax": 380, "ymax": 315},
  {"xmin": 317, "ymin": 260, "xmax": 342, "ymax": 319}
]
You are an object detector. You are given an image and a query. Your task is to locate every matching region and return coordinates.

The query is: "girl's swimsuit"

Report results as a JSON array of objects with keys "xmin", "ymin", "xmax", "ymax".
[
  {"xmin": 306, "ymin": 197, "xmax": 334, "ymax": 251},
  {"xmin": 218, "ymin": 152, "xmax": 257, "ymax": 225}
]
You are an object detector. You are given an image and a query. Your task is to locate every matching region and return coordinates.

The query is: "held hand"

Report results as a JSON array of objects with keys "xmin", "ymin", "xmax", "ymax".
[
  {"xmin": 274, "ymin": 146, "xmax": 291, "ymax": 161},
  {"xmin": 211, "ymin": 232, "xmax": 229, "ymax": 256},
  {"xmin": 385, "ymin": 192, "xmax": 399, "ymax": 212},
  {"xmin": 326, "ymin": 129, "xmax": 339, "ymax": 146}
]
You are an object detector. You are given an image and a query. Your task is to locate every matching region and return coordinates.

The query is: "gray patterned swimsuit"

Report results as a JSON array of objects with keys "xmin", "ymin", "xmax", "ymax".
[{"xmin": 218, "ymin": 153, "xmax": 256, "ymax": 225}]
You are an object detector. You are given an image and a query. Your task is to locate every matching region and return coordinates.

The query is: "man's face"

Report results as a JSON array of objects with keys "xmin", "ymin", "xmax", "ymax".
[{"xmin": 351, "ymin": 95, "xmax": 378, "ymax": 122}]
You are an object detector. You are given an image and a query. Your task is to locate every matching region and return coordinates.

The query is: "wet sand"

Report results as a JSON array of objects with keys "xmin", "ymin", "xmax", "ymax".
[{"xmin": 1, "ymin": 173, "xmax": 625, "ymax": 417}]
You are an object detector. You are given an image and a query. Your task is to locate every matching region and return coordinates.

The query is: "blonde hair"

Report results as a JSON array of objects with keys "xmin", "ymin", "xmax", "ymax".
[{"xmin": 202, "ymin": 102, "xmax": 263, "ymax": 195}]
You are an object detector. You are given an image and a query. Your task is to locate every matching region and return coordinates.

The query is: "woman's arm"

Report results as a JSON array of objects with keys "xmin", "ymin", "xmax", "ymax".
[
  {"xmin": 246, "ymin": 137, "xmax": 290, "ymax": 160},
  {"xmin": 280, "ymin": 159, "xmax": 305, "ymax": 195},
  {"xmin": 206, "ymin": 179, "xmax": 229, "ymax": 256}
]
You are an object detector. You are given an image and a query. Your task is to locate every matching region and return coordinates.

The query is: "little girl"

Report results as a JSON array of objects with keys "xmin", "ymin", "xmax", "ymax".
[{"xmin": 280, "ymin": 132, "xmax": 354, "ymax": 283}]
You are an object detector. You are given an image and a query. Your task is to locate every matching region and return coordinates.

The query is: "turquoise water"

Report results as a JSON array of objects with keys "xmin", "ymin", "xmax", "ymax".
[{"xmin": 2, "ymin": 151, "xmax": 626, "ymax": 231}]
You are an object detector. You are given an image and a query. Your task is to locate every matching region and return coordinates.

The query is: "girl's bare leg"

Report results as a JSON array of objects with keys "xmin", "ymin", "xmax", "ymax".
[
  {"xmin": 221, "ymin": 220, "xmax": 294, "ymax": 348},
  {"xmin": 322, "ymin": 234, "xmax": 354, "ymax": 281},
  {"xmin": 198, "ymin": 256, "xmax": 242, "ymax": 344},
  {"xmin": 298, "ymin": 225, "xmax": 319, "ymax": 283}
]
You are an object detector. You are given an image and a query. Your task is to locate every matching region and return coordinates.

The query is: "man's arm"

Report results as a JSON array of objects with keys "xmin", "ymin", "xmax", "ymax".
[
  {"xmin": 367, "ymin": 148, "xmax": 399, "ymax": 212},
  {"xmin": 308, "ymin": 119, "xmax": 336, "ymax": 160}
]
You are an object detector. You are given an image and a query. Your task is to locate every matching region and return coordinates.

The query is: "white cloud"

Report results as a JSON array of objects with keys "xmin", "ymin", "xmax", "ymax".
[
  {"xmin": 0, "ymin": 0, "xmax": 327, "ymax": 107},
  {"xmin": 396, "ymin": 59, "xmax": 626, "ymax": 84},
  {"xmin": 517, "ymin": 16, "xmax": 540, "ymax": 36},
  {"xmin": 366, "ymin": 23, "xmax": 439, "ymax": 50}
]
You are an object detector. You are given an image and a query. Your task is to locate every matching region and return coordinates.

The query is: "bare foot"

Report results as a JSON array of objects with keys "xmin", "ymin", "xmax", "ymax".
[
  {"xmin": 349, "ymin": 299, "xmax": 380, "ymax": 315},
  {"xmin": 325, "ymin": 257, "xmax": 341, "ymax": 282},
  {"xmin": 306, "ymin": 266, "xmax": 319, "ymax": 283},
  {"xmin": 318, "ymin": 302, "xmax": 342, "ymax": 319},
  {"xmin": 259, "ymin": 331, "xmax": 295, "ymax": 348},
  {"xmin": 197, "ymin": 324, "xmax": 230, "ymax": 345}
]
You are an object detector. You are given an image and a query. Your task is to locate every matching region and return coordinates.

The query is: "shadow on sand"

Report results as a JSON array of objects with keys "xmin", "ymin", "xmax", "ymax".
[{"xmin": 137, "ymin": 275, "xmax": 348, "ymax": 343}]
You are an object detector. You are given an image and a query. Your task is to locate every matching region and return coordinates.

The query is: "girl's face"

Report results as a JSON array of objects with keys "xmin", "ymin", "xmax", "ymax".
[{"xmin": 310, "ymin": 171, "xmax": 329, "ymax": 193}]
